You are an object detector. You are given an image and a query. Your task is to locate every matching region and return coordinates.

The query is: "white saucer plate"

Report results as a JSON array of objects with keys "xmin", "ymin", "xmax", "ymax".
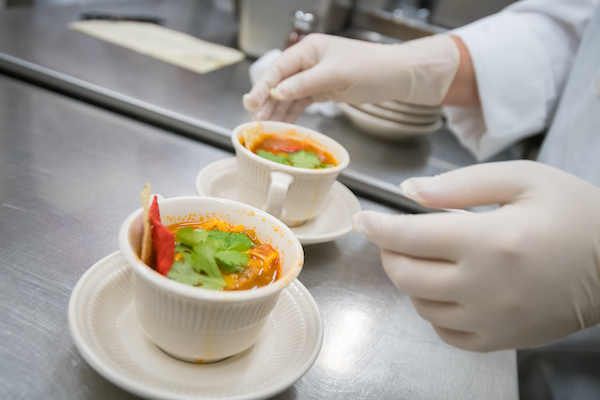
[
  {"xmin": 377, "ymin": 100, "xmax": 442, "ymax": 115},
  {"xmin": 340, "ymin": 103, "xmax": 443, "ymax": 139},
  {"xmin": 195, "ymin": 158, "xmax": 362, "ymax": 245},
  {"xmin": 354, "ymin": 103, "xmax": 441, "ymax": 125},
  {"xmin": 69, "ymin": 251, "xmax": 324, "ymax": 400}
]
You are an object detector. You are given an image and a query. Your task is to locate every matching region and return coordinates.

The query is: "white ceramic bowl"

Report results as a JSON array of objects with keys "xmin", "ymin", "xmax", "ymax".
[
  {"xmin": 232, "ymin": 121, "xmax": 350, "ymax": 226},
  {"xmin": 353, "ymin": 103, "xmax": 441, "ymax": 125},
  {"xmin": 119, "ymin": 196, "xmax": 304, "ymax": 363},
  {"xmin": 377, "ymin": 100, "xmax": 442, "ymax": 115},
  {"xmin": 340, "ymin": 103, "xmax": 443, "ymax": 139}
]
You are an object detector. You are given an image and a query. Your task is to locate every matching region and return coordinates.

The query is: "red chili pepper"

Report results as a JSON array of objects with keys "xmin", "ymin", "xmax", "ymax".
[
  {"xmin": 149, "ymin": 197, "xmax": 175, "ymax": 276},
  {"xmin": 272, "ymin": 145, "xmax": 304, "ymax": 153}
]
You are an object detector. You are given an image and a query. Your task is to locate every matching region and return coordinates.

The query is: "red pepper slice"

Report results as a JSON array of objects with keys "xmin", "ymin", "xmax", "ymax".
[
  {"xmin": 272, "ymin": 145, "xmax": 304, "ymax": 153},
  {"xmin": 149, "ymin": 197, "xmax": 175, "ymax": 276}
]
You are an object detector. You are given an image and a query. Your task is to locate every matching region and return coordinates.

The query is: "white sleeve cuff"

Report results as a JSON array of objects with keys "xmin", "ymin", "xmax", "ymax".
[{"xmin": 445, "ymin": 11, "xmax": 555, "ymax": 161}]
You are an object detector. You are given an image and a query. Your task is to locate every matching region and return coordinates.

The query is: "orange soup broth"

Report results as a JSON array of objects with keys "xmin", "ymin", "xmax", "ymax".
[
  {"xmin": 250, "ymin": 133, "xmax": 337, "ymax": 166},
  {"xmin": 166, "ymin": 218, "xmax": 281, "ymax": 291}
]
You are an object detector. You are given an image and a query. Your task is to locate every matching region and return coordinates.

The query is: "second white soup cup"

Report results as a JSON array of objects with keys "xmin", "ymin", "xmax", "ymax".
[{"xmin": 232, "ymin": 121, "xmax": 350, "ymax": 227}]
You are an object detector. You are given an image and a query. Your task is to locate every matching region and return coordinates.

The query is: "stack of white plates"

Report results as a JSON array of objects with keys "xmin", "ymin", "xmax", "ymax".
[{"xmin": 340, "ymin": 101, "xmax": 444, "ymax": 140}]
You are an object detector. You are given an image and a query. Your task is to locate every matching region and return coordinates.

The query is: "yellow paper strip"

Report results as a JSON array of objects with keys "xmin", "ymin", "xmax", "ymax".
[{"xmin": 69, "ymin": 20, "xmax": 245, "ymax": 74}]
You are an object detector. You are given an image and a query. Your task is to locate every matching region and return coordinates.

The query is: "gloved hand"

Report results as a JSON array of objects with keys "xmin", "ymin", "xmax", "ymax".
[
  {"xmin": 353, "ymin": 160, "xmax": 600, "ymax": 352},
  {"xmin": 243, "ymin": 33, "xmax": 460, "ymax": 122}
]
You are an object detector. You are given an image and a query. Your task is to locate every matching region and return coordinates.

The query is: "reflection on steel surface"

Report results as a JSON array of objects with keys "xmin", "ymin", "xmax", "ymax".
[{"xmin": 319, "ymin": 307, "xmax": 371, "ymax": 374}]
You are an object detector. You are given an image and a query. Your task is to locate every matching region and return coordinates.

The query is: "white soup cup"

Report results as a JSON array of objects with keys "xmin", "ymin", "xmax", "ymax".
[
  {"xmin": 119, "ymin": 196, "xmax": 304, "ymax": 363},
  {"xmin": 232, "ymin": 121, "xmax": 350, "ymax": 227}
]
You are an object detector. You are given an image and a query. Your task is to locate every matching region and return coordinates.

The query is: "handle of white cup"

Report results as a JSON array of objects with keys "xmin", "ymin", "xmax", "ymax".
[{"xmin": 263, "ymin": 171, "xmax": 294, "ymax": 219}]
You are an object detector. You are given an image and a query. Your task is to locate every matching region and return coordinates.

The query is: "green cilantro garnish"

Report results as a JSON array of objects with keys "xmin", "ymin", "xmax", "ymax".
[
  {"xmin": 182, "ymin": 244, "xmax": 222, "ymax": 278},
  {"xmin": 257, "ymin": 150, "xmax": 291, "ymax": 165},
  {"xmin": 168, "ymin": 260, "xmax": 227, "ymax": 290},
  {"xmin": 169, "ymin": 227, "xmax": 255, "ymax": 290},
  {"xmin": 257, "ymin": 149, "xmax": 334, "ymax": 169},
  {"xmin": 215, "ymin": 251, "xmax": 250, "ymax": 273},
  {"xmin": 206, "ymin": 230, "xmax": 253, "ymax": 251},
  {"xmin": 226, "ymin": 232, "xmax": 254, "ymax": 250},
  {"xmin": 175, "ymin": 243, "xmax": 191, "ymax": 253},
  {"xmin": 176, "ymin": 226, "xmax": 209, "ymax": 246},
  {"xmin": 288, "ymin": 150, "xmax": 321, "ymax": 169}
]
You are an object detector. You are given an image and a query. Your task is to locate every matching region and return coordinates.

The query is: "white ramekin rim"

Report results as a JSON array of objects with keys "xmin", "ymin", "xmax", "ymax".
[
  {"xmin": 232, "ymin": 121, "xmax": 350, "ymax": 175},
  {"xmin": 118, "ymin": 196, "xmax": 304, "ymax": 302}
]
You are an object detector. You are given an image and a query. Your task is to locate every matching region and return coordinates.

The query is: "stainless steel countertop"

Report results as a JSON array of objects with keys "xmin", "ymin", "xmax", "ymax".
[
  {"xmin": 0, "ymin": 0, "xmax": 514, "ymax": 213},
  {"xmin": 0, "ymin": 75, "xmax": 517, "ymax": 399}
]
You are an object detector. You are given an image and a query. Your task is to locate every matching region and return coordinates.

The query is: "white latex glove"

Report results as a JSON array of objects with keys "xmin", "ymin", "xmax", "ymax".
[
  {"xmin": 243, "ymin": 33, "xmax": 459, "ymax": 122},
  {"xmin": 353, "ymin": 160, "xmax": 600, "ymax": 352}
]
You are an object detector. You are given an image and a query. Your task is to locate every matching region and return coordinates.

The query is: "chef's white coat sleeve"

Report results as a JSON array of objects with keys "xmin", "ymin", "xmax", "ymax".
[{"xmin": 444, "ymin": 0, "xmax": 598, "ymax": 161}]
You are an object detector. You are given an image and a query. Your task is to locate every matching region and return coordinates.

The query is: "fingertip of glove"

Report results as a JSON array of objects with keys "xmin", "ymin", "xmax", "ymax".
[
  {"xmin": 352, "ymin": 210, "xmax": 382, "ymax": 236},
  {"xmin": 400, "ymin": 179, "xmax": 419, "ymax": 201},
  {"xmin": 352, "ymin": 212, "xmax": 367, "ymax": 235},
  {"xmin": 243, "ymin": 94, "xmax": 260, "ymax": 112}
]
